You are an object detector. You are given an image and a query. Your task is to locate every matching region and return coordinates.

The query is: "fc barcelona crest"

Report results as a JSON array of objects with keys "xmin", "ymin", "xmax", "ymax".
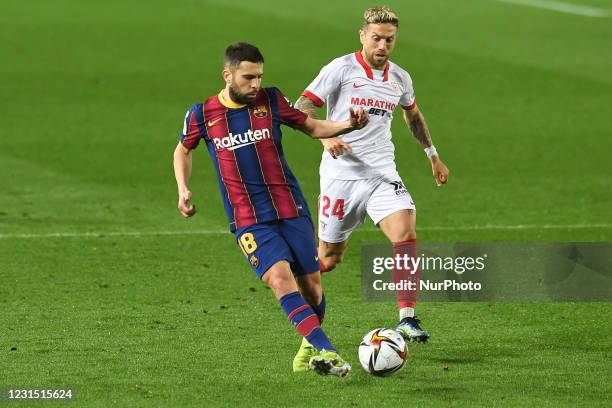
[
  {"xmin": 253, "ymin": 105, "xmax": 268, "ymax": 118},
  {"xmin": 249, "ymin": 255, "xmax": 259, "ymax": 267}
]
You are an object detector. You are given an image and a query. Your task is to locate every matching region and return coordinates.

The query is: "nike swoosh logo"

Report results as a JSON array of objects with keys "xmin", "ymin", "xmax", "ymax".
[
  {"xmin": 353, "ymin": 83, "xmax": 367, "ymax": 88},
  {"xmin": 207, "ymin": 118, "xmax": 223, "ymax": 127}
]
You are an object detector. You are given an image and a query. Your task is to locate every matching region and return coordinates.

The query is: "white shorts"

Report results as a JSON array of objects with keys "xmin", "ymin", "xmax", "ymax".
[{"xmin": 318, "ymin": 173, "xmax": 416, "ymax": 243}]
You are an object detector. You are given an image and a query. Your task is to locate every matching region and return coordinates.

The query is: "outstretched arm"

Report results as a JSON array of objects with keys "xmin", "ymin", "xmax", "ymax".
[
  {"xmin": 295, "ymin": 95, "xmax": 354, "ymax": 158},
  {"xmin": 173, "ymin": 142, "xmax": 197, "ymax": 217},
  {"xmin": 295, "ymin": 96, "xmax": 319, "ymax": 119},
  {"xmin": 403, "ymin": 106, "xmax": 450, "ymax": 186},
  {"xmin": 297, "ymin": 107, "xmax": 368, "ymax": 141}
]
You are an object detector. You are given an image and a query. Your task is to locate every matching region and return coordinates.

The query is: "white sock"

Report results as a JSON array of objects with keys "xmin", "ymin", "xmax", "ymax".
[{"xmin": 399, "ymin": 307, "xmax": 415, "ymax": 320}]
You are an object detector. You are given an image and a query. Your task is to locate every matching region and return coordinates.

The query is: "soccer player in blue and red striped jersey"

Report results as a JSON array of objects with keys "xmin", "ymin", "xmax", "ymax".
[{"xmin": 172, "ymin": 43, "xmax": 368, "ymax": 377}]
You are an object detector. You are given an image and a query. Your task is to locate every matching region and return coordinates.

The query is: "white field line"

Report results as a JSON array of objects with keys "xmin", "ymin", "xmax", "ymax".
[
  {"xmin": 1, "ymin": 223, "xmax": 611, "ymax": 239},
  {"xmin": 496, "ymin": 0, "xmax": 611, "ymax": 17}
]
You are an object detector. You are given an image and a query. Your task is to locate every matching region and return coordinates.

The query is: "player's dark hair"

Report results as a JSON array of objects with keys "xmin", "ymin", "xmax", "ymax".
[{"xmin": 224, "ymin": 42, "xmax": 264, "ymax": 69}]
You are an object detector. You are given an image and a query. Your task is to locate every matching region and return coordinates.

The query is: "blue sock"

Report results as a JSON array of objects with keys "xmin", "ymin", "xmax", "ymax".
[
  {"xmin": 279, "ymin": 291, "xmax": 335, "ymax": 352},
  {"xmin": 311, "ymin": 292, "xmax": 326, "ymax": 324}
]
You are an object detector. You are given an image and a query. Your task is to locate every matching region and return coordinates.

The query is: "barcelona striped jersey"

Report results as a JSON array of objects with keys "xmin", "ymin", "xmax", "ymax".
[{"xmin": 179, "ymin": 87, "xmax": 311, "ymax": 231}]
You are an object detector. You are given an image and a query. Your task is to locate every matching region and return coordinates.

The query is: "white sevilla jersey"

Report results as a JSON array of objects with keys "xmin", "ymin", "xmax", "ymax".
[{"xmin": 303, "ymin": 51, "xmax": 416, "ymax": 180}]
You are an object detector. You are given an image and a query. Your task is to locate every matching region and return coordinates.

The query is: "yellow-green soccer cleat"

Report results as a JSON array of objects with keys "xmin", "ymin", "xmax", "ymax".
[
  {"xmin": 293, "ymin": 337, "xmax": 317, "ymax": 372},
  {"xmin": 309, "ymin": 350, "xmax": 351, "ymax": 377}
]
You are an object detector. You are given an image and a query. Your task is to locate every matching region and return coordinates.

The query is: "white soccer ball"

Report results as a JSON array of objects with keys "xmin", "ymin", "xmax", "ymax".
[{"xmin": 358, "ymin": 328, "xmax": 408, "ymax": 376}]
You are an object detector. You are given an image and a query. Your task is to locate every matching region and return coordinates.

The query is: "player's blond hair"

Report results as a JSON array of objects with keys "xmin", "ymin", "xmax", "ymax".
[{"xmin": 362, "ymin": 5, "xmax": 399, "ymax": 30}]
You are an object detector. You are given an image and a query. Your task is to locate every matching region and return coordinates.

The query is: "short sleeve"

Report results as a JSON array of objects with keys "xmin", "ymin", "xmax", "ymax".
[
  {"xmin": 399, "ymin": 73, "xmax": 417, "ymax": 111},
  {"xmin": 273, "ymin": 88, "xmax": 307, "ymax": 129},
  {"xmin": 302, "ymin": 59, "xmax": 344, "ymax": 107},
  {"xmin": 179, "ymin": 104, "xmax": 207, "ymax": 150}
]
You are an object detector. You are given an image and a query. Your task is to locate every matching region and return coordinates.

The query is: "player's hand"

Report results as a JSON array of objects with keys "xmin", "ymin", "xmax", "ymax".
[
  {"xmin": 322, "ymin": 137, "xmax": 353, "ymax": 159},
  {"xmin": 431, "ymin": 156, "xmax": 449, "ymax": 187},
  {"xmin": 349, "ymin": 107, "xmax": 369, "ymax": 130},
  {"xmin": 178, "ymin": 189, "xmax": 197, "ymax": 217}
]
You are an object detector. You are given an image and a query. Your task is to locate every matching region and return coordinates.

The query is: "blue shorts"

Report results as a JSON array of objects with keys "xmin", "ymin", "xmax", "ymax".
[{"xmin": 234, "ymin": 216, "xmax": 319, "ymax": 279}]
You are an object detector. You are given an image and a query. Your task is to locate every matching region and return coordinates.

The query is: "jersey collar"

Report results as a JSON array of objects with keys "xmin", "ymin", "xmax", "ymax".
[
  {"xmin": 355, "ymin": 50, "xmax": 389, "ymax": 82},
  {"xmin": 217, "ymin": 90, "xmax": 246, "ymax": 109}
]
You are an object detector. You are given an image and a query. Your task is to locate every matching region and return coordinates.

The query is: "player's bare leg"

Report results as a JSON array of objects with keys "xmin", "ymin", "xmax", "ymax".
[
  {"xmin": 378, "ymin": 209, "xmax": 416, "ymax": 243},
  {"xmin": 317, "ymin": 240, "xmax": 349, "ymax": 273},
  {"xmin": 262, "ymin": 260, "xmax": 300, "ymax": 299},
  {"xmin": 296, "ymin": 272, "xmax": 323, "ymax": 307},
  {"xmin": 263, "ymin": 261, "xmax": 350, "ymax": 376},
  {"xmin": 378, "ymin": 210, "xmax": 429, "ymax": 342}
]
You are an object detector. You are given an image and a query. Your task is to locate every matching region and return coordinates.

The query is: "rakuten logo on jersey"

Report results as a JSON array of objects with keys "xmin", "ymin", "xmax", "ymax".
[{"xmin": 213, "ymin": 128, "xmax": 271, "ymax": 151}]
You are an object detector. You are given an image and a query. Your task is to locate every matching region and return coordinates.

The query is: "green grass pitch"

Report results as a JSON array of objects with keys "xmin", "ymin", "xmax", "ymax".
[{"xmin": 1, "ymin": 0, "xmax": 611, "ymax": 406}]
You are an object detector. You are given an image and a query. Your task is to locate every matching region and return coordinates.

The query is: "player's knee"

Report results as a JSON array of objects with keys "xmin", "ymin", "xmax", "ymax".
[
  {"xmin": 319, "ymin": 253, "xmax": 342, "ymax": 272},
  {"xmin": 265, "ymin": 274, "xmax": 294, "ymax": 296},
  {"xmin": 396, "ymin": 229, "xmax": 417, "ymax": 242},
  {"xmin": 327, "ymin": 253, "xmax": 343, "ymax": 269},
  {"xmin": 262, "ymin": 265, "xmax": 296, "ymax": 296},
  {"xmin": 319, "ymin": 242, "xmax": 347, "ymax": 272}
]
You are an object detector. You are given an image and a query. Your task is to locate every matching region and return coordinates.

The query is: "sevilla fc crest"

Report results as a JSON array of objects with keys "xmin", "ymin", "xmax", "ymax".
[{"xmin": 390, "ymin": 81, "xmax": 400, "ymax": 94}]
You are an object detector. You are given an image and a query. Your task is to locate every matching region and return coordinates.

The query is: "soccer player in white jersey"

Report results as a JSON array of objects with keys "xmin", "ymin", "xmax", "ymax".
[{"xmin": 295, "ymin": 6, "xmax": 450, "ymax": 344}]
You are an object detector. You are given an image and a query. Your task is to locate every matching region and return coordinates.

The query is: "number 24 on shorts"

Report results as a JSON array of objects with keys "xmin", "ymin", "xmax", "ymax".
[{"xmin": 321, "ymin": 196, "xmax": 345, "ymax": 220}]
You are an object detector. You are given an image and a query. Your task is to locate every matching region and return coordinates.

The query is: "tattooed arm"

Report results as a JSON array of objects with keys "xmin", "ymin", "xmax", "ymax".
[
  {"xmin": 403, "ymin": 106, "xmax": 450, "ymax": 186},
  {"xmin": 295, "ymin": 96, "xmax": 351, "ymax": 159},
  {"xmin": 403, "ymin": 105, "xmax": 433, "ymax": 148},
  {"xmin": 295, "ymin": 96, "xmax": 319, "ymax": 119}
]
